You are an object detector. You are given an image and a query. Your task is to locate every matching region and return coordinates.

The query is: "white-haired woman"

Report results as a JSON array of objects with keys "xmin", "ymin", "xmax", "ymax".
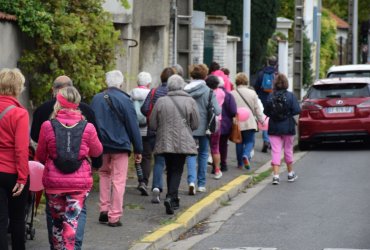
[
  {"xmin": 149, "ymin": 75, "xmax": 199, "ymax": 214},
  {"xmin": 129, "ymin": 72, "xmax": 152, "ymax": 195},
  {"xmin": 0, "ymin": 68, "xmax": 29, "ymax": 250}
]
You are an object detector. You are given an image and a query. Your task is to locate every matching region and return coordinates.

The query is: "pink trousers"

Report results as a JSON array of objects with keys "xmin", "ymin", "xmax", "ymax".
[
  {"xmin": 269, "ymin": 135, "xmax": 294, "ymax": 166},
  {"xmin": 99, "ymin": 153, "xmax": 129, "ymax": 223}
]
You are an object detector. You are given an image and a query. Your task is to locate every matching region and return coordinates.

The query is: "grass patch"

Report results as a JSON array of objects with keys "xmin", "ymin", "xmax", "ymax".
[
  {"xmin": 220, "ymin": 200, "xmax": 231, "ymax": 206},
  {"xmin": 159, "ymin": 218, "xmax": 176, "ymax": 225},
  {"xmin": 124, "ymin": 203, "xmax": 144, "ymax": 210},
  {"xmin": 251, "ymin": 168, "xmax": 273, "ymax": 185}
]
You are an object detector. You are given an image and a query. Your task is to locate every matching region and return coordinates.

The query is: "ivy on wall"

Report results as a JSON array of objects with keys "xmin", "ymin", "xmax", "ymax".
[
  {"xmin": 0, "ymin": 0, "xmax": 130, "ymax": 106},
  {"xmin": 320, "ymin": 8, "xmax": 338, "ymax": 78}
]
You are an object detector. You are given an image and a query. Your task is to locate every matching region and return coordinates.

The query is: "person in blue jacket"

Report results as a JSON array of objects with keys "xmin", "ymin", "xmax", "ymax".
[
  {"xmin": 255, "ymin": 56, "xmax": 278, "ymax": 153},
  {"xmin": 263, "ymin": 73, "xmax": 301, "ymax": 185},
  {"xmin": 90, "ymin": 70, "xmax": 142, "ymax": 227}
]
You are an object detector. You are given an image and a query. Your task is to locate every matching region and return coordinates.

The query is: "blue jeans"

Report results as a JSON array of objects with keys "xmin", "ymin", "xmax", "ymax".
[
  {"xmin": 151, "ymin": 154, "xmax": 166, "ymax": 192},
  {"xmin": 45, "ymin": 195, "xmax": 86, "ymax": 250},
  {"xmin": 236, "ymin": 129, "xmax": 256, "ymax": 166},
  {"xmin": 187, "ymin": 135, "xmax": 209, "ymax": 188},
  {"xmin": 262, "ymin": 130, "xmax": 269, "ymax": 143}
]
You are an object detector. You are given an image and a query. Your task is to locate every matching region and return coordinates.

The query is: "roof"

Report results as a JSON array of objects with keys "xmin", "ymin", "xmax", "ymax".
[
  {"xmin": 329, "ymin": 12, "xmax": 349, "ymax": 29},
  {"xmin": 314, "ymin": 77, "xmax": 370, "ymax": 86},
  {"xmin": 0, "ymin": 11, "xmax": 17, "ymax": 21},
  {"xmin": 328, "ymin": 64, "xmax": 370, "ymax": 73}
]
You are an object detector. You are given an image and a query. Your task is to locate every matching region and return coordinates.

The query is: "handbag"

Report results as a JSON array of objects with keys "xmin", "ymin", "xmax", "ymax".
[
  {"xmin": 229, "ymin": 115, "xmax": 242, "ymax": 143},
  {"xmin": 236, "ymin": 88, "xmax": 259, "ymax": 132}
]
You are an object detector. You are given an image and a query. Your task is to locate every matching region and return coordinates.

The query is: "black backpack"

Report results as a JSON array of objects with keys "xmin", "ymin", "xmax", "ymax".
[
  {"xmin": 270, "ymin": 91, "xmax": 290, "ymax": 121},
  {"xmin": 51, "ymin": 119, "xmax": 88, "ymax": 174}
]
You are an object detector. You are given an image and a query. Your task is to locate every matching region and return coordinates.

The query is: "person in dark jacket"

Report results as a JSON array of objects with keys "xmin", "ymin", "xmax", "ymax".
[
  {"xmin": 255, "ymin": 56, "xmax": 278, "ymax": 153},
  {"xmin": 141, "ymin": 67, "xmax": 176, "ymax": 203},
  {"xmin": 30, "ymin": 75, "xmax": 102, "ymax": 250},
  {"xmin": 218, "ymin": 77, "xmax": 237, "ymax": 171},
  {"xmin": 91, "ymin": 70, "xmax": 142, "ymax": 227},
  {"xmin": 0, "ymin": 68, "xmax": 29, "ymax": 250},
  {"xmin": 263, "ymin": 73, "xmax": 301, "ymax": 185}
]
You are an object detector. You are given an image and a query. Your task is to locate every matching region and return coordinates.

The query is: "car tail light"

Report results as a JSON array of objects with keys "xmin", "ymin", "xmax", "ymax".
[
  {"xmin": 357, "ymin": 99, "xmax": 370, "ymax": 108},
  {"xmin": 301, "ymin": 101, "xmax": 323, "ymax": 111}
]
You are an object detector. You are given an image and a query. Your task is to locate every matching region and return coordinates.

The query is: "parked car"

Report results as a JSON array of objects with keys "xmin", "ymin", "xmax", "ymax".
[
  {"xmin": 327, "ymin": 64, "xmax": 370, "ymax": 78},
  {"xmin": 298, "ymin": 77, "xmax": 370, "ymax": 150}
]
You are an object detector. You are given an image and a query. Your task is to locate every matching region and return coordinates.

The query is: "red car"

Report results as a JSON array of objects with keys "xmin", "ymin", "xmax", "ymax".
[{"xmin": 298, "ymin": 77, "xmax": 370, "ymax": 150}]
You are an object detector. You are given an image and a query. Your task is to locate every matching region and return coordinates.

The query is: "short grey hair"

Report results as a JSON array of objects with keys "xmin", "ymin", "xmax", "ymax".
[
  {"xmin": 172, "ymin": 64, "xmax": 184, "ymax": 76},
  {"xmin": 52, "ymin": 75, "xmax": 73, "ymax": 96},
  {"xmin": 167, "ymin": 74, "xmax": 185, "ymax": 91},
  {"xmin": 106, "ymin": 70, "xmax": 124, "ymax": 88}
]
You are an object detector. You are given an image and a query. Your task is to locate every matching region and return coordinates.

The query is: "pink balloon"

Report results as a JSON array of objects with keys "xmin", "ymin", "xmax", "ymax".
[
  {"xmin": 258, "ymin": 116, "xmax": 269, "ymax": 131},
  {"xmin": 29, "ymin": 161, "xmax": 44, "ymax": 192},
  {"xmin": 237, "ymin": 107, "xmax": 250, "ymax": 122}
]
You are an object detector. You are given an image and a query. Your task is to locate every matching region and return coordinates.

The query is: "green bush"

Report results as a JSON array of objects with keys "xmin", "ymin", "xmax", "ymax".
[
  {"xmin": 0, "ymin": 0, "xmax": 130, "ymax": 105},
  {"xmin": 320, "ymin": 9, "xmax": 337, "ymax": 78}
]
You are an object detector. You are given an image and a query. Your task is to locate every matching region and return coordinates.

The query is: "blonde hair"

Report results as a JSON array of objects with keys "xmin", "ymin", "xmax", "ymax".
[
  {"xmin": 0, "ymin": 68, "xmax": 25, "ymax": 97},
  {"xmin": 235, "ymin": 72, "xmax": 249, "ymax": 86},
  {"xmin": 50, "ymin": 86, "xmax": 81, "ymax": 119}
]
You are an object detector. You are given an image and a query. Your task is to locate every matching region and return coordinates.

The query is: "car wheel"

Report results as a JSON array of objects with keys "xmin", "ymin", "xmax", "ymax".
[{"xmin": 298, "ymin": 140, "xmax": 310, "ymax": 151}]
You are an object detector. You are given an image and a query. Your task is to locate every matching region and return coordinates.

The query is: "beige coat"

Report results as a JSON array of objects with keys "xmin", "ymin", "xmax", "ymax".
[
  {"xmin": 231, "ymin": 85, "xmax": 264, "ymax": 131},
  {"xmin": 149, "ymin": 90, "xmax": 199, "ymax": 155}
]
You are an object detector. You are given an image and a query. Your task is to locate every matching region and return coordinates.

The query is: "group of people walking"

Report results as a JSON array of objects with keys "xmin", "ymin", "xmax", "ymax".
[{"xmin": 0, "ymin": 57, "xmax": 300, "ymax": 250}]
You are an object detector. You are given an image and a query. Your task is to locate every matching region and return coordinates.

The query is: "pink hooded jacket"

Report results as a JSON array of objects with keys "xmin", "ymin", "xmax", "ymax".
[
  {"xmin": 211, "ymin": 70, "xmax": 233, "ymax": 92},
  {"xmin": 36, "ymin": 110, "xmax": 103, "ymax": 194}
]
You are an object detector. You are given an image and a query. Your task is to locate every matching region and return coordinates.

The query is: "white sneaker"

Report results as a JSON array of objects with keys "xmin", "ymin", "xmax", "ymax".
[
  {"xmin": 197, "ymin": 186, "xmax": 206, "ymax": 192},
  {"xmin": 188, "ymin": 183, "xmax": 196, "ymax": 195},
  {"xmin": 151, "ymin": 188, "xmax": 160, "ymax": 203},
  {"xmin": 213, "ymin": 170, "xmax": 223, "ymax": 180}
]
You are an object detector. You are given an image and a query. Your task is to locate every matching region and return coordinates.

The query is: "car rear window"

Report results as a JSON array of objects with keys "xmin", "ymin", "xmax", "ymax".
[
  {"xmin": 327, "ymin": 71, "xmax": 370, "ymax": 78},
  {"xmin": 307, "ymin": 83, "xmax": 370, "ymax": 99}
]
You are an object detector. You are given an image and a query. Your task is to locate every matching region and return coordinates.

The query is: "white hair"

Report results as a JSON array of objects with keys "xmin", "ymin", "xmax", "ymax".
[
  {"xmin": 137, "ymin": 72, "xmax": 152, "ymax": 86},
  {"xmin": 217, "ymin": 76, "xmax": 225, "ymax": 87},
  {"xmin": 167, "ymin": 74, "xmax": 185, "ymax": 91},
  {"xmin": 106, "ymin": 70, "xmax": 124, "ymax": 88}
]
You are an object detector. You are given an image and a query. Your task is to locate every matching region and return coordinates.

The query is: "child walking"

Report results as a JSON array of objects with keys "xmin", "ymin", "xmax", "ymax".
[{"xmin": 36, "ymin": 86, "xmax": 102, "ymax": 249}]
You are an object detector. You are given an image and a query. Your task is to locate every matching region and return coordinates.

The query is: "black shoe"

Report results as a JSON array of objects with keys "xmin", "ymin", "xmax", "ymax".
[
  {"xmin": 172, "ymin": 198, "xmax": 180, "ymax": 210},
  {"xmin": 138, "ymin": 182, "xmax": 149, "ymax": 196},
  {"xmin": 262, "ymin": 142, "xmax": 269, "ymax": 153},
  {"xmin": 220, "ymin": 165, "xmax": 228, "ymax": 172},
  {"xmin": 99, "ymin": 212, "xmax": 108, "ymax": 224},
  {"xmin": 108, "ymin": 221, "xmax": 122, "ymax": 227},
  {"xmin": 164, "ymin": 198, "xmax": 174, "ymax": 214},
  {"xmin": 211, "ymin": 165, "xmax": 215, "ymax": 174}
]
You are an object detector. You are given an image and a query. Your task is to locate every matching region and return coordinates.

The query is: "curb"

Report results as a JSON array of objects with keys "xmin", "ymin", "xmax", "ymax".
[{"xmin": 129, "ymin": 174, "xmax": 252, "ymax": 250}]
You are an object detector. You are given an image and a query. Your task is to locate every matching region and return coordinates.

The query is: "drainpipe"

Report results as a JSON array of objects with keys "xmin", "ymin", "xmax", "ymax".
[{"xmin": 171, "ymin": 0, "xmax": 178, "ymax": 65}]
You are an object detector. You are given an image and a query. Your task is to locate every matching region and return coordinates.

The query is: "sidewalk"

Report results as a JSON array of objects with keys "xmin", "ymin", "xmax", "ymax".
[{"xmin": 26, "ymin": 133, "xmax": 272, "ymax": 250}]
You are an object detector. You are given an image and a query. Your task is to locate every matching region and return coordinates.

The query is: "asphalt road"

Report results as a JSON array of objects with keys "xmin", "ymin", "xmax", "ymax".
[{"xmin": 189, "ymin": 142, "xmax": 370, "ymax": 250}]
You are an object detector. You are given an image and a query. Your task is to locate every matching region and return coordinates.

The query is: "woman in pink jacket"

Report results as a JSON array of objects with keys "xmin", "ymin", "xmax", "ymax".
[
  {"xmin": 36, "ymin": 86, "xmax": 102, "ymax": 250},
  {"xmin": 0, "ymin": 68, "xmax": 29, "ymax": 250}
]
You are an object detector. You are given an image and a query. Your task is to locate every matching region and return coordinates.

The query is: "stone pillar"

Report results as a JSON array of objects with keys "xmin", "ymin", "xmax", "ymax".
[
  {"xmin": 192, "ymin": 11, "xmax": 205, "ymax": 64},
  {"xmin": 205, "ymin": 15, "xmax": 230, "ymax": 67},
  {"xmin": 276, "ymin": 17, "xmax": 293, "ymax": 91}
]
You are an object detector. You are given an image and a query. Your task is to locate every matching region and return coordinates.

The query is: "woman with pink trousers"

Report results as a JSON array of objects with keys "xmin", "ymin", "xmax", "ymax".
[{"xmin": 36, "ymin": 86, "xmax": 102, "ymax": 249}]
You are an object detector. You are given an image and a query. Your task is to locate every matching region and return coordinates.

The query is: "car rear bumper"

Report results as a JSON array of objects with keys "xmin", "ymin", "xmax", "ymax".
[{"xmin": 298, "ymin": 118, "xmax": 370, "ymax": 142}]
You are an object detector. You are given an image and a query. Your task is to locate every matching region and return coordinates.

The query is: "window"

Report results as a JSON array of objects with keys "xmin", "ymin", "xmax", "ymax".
[{"xmin": 308, "ymin": 84, "xmax": 370, "ymax": 99}]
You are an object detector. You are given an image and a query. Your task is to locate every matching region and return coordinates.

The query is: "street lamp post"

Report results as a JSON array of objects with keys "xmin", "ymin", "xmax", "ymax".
[{"xmin": 242, "ymin": 0, "xmax": 251, "ymax": 78}]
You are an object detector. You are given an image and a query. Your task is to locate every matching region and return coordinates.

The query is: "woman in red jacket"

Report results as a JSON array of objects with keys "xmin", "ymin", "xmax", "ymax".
[
  {"xmin": 36, "ymin": 86, "xmax": 103, "ymax": 250},
  {"xmin": 0, "ymin": 68, "xmax": 29, "ymax": 250}
]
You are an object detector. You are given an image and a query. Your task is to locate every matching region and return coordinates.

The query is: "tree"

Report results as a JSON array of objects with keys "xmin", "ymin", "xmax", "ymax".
[
  {"xmin": 320, "ymin": 8, "xmax": 338, "ymax": 77},
  {"xmin": 0, "ymin": 0, "xmax": 129, "ymax": 105},
  {"xmin": 194, "ymin": 0, "xmax": 278, "ymax": 74}
]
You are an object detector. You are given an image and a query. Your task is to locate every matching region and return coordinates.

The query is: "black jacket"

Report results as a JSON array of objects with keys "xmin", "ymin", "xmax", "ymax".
[{"xmin": 31, "ymin": 98, "xmax": 103, "ymax": 168}]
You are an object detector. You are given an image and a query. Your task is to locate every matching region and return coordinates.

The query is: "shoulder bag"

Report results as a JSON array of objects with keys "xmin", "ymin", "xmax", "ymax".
[{"xmin": 236, "ymin": 88, "xmax": 259, "ymax": 131}]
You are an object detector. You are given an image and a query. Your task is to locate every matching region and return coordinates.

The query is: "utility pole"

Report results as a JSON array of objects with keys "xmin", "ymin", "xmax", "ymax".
[
  {"xmin": 348, "ymin": 0, "xmax": 353, "ymax": 64},
  {"xmin": 315, "ymin": 0, "xmax": 322, "ymax": 80},
  {"xmin": 353, "ymin": 0, "xmax": 358, "ymax": 64},
  {"xmin": 293, "ymin": 0, "xmax": 304, "ymax": 99},
  {"xmin": 242, "ymin": 0, "xmax": 251, "ymax": 79}
]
